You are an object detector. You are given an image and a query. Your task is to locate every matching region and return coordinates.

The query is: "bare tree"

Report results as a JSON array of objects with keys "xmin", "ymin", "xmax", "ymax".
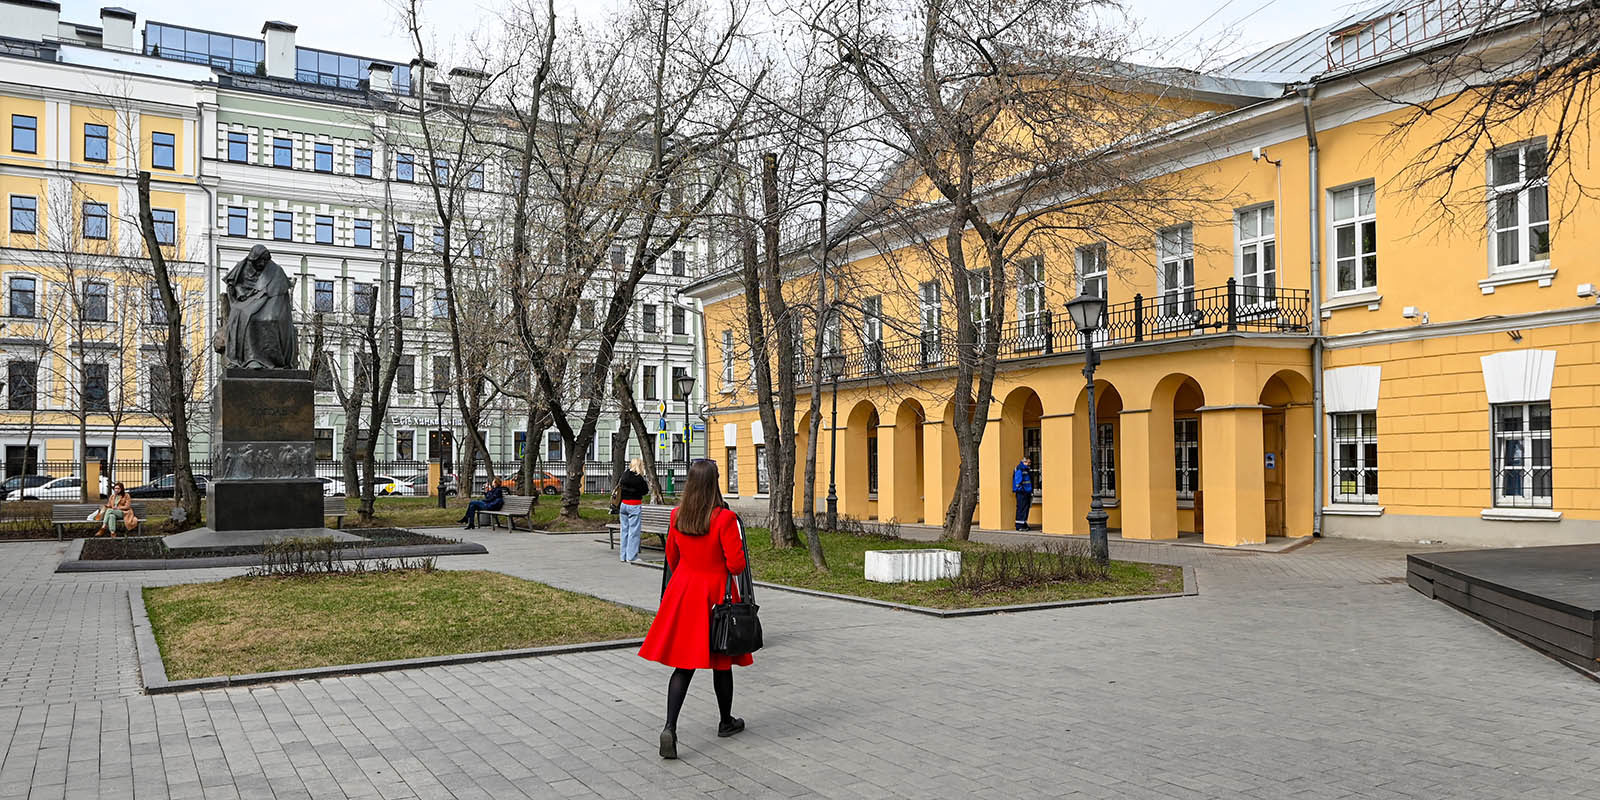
[{"xmin": 136, "ymin": 172, "xmax": 202, "ymax": 522}]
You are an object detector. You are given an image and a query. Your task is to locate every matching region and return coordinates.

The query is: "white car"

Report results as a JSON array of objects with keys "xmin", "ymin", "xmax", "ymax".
[
  {"xmin": 370, "ymin": 475, "xmax": 404, "ymax": 496},
  {"xmin": 318, "ymin": 476, "xmax": 346, "ymax": 497},
  {"xmin": 10, "ymin": 475, "xmax": 108, "ymax": 501}
]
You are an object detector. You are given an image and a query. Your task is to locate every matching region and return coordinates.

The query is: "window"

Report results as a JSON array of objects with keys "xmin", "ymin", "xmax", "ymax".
[
  {"xmin": 642, "ymin": 366, "xmax": 658, "ymax": 400},
  {"xmin": 353, "ymin": 283, "xmax": 376, "ymax": 315},
  {"xmin": 579, "ymin": 300, "xmax": 595, "ymax": 330},
  {"xmin": 399, "ymin": 286, "xmax": 415, "ymax": 317},
  {"xmin": 433, "ymin": 157, "xmax": 450, "ymax": 183},
  {"xmin": 353, "ymin": 148, "xmax": 372, "ymax": 177},
  {"xmin": 8, "ymin": 360, "xmax": 37, "ymax": 409},
  {"xmin": 344, "ymin": 218, "xmax": 368, "ymax": 248},
  {"xmin": 83, "ymin": 363, "xmax": 110, "ymax": 411},
  {"xmin": 83, "ymin": 202, "xmax": 108, "ymax": 240},
  {"xmin": 397, "ymin": 355, "xmax": 415, "ymax": 393},
  {"xmin": 1492, "ymin": 402, "xmax": 1552, "ymax": 508},
  {"xmin": 823, "ymin": 310, "xmax": 842, "ymax": 356},
  {"xmin": 469, "ymin": 230, "xmax": 484, "ymax": 258},
  {"xmin": 315, "ymin": 428, "xmax": 335, "ymax": 460},
  {"xmin": 726, "ymin": 446, "xmax": 739, "ymax": 494},
  {"xmin": 151, "ymin": 132, "xmax": 175, "ymax": 170},
  {"xmin": 152, "ymin": 209, "xmax": 175, "ymax": 245},
  {"xmin": 314, "ymin": 353, "xmax": 335, "ymax": 391},
  {"xmin": 227, "ymin": 206, "xmax": 247, "ymax": 237},
  {"xmin": 1175, "ymin": 418, "xmax": 1199, "ymax": 501},
  {"xmin": 721, "ymin": 330, "xmax": 735, "ymax": 385},
  {"xmin": 672, "ymin": 250, "xmax": 686, "ymax": 276},
  {"xmin": 967, "ymin": 269, "xmax": 990, "ymax": 343},
  {"xmin": 1077, "ymin": 244, "xmax": 1107, "ymax": 299},
  {"xmin": 610, "ymin": 246, "xmax": 626, "ymax": 270},
  {"xmin": 754, "ymin": 444, "xmax": 769, "ymax": 494},
  {"xmin": 867, "ymin": 433, "xmax": 879, "ymax": 496},
  {"xmin": 671, "ymin": 366, "xmax": 690, "ymax": 401},
  {"xmin": 432, "ymin": 288, "xmax": 448, "ymax": 318},
  {"xmin": 642, "ymin": 304, "xmax": 657, "ymax": 334},
  {"xmin": 272, "ymin": 211, "xmax": 292, "ymax": 241},
  {"xmin": 147, "ymin": 360, "xmax": 170, "ymax": 415},
  {"xmin": 12, "ymin": 115, "xmax": 37, "ymax": 153},
  {"xmin": 396, "ymin": 430, "xmax": 414, "ymax": 461},
  {"xmin": 1018, "ymin": 256, "xmax": 1046, "ymax": 340},
  {"xmin": 432, "ymin": 226, "xmax": 445, "ymax": 253},
  {"xmin": 143, "ymin": 22, "xmax": 265, "ymax": 74},
  {"xmin": 396, "ymin": 223, "xmax": 414, "ymax": 251},
  {"xmin": 227, "ymin": 131, "xmax": 248, "ymax": 163},
  {"xmin": 672, "ymin": 305, "xmax": 687, "ymax": 336},
  {"xmin": 1489, "ymin": 141, "xmax": 1550, "ymax": 270},
  {"xmin": 1330, "ymin": 412, "xmax": 1377, "ymax": 505},
  {"xmin": 82, "ymin": 282, "xmax": 109, "ymax": 322},
  {"xmin": 314, "ymin": 214, "xmax": 333, "ymax": 244},
  {"xmin": 84, "ymin": 124, "xmax": 109, "ymax": 162},
  {"xmin": 9, "ymin": 277, "xmax": 36, "ymax": 317},
  {"xmin": 1023, "ymin": 426, "xmax": 1042, "ymax": 492},
  {"xmin": 1331, "ymin": 182, "xmax": 1378, "ymax": 293},
  {"xmin": 1237, "ymin": 205, "xmax": 1276, "ymax": 304},
  {"xmin": 467, "ymin": 166, "xmax": 484, "ymax": 190},
  {"xmin": 919, "ymin": 280, "xmax": 941, "ymax": 364},
  {"xmin": 862, "ymin": 295, "xmax": 883, "ymax": 371},
  {"xmin": 673, "ymin": 433, "xmax": 686, "ymax": 463},
  {"xmin": 313, "ymin": 142, "xmax": 333, "ymax": 173},
  {"xmin": 546, "ymin": 431, "xmax": 563, "ymax": 462},
  {"xmin": 272, "ymin": 137, "xmax": 291, "ymax": 168},
  {"xmin": 1159, "ymin": 225, "xmax": 1195, "ymax": 317},
  {"xmin": 147, "ymin": 284, "xmax": 168, "ymax": 324},
  {"xmin": 432, "ymin": 356, "xmax": 450, "ymax": 390},
  {"xmin": 1094, "ymin": 422, "xmax": 1116, "ymax": 499},
  {"xmin": 9, "ymin": 196, "xmax": 37, "ymax": 234},
  {"xmin": 396, "ymin": 152, "xmax": 414, "ymax": 182},
  {"xmin": 314, "ymin": 280, "xmax": 334, "ymax": 312}
]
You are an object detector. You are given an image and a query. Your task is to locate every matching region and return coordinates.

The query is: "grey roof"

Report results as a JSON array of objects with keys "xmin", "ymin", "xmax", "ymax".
[{"xmin": 1218, "ymin": 0, "xmax": 1401, "ymax": 83}]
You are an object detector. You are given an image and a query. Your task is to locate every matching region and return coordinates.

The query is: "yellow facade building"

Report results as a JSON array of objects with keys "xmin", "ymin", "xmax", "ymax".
[{"xmin": 686, "ymin": 7, "xmax": 1600, "ymax": 548}]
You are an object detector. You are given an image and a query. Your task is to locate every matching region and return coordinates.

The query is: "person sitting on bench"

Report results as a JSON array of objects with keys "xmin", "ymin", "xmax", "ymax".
[
  {"xmin": 95, "ymin": 482, "xmax": 139, "ymax": 537},
  {"xmin": 460, "ymin": 479, "xmax": 505, "ymax": 530}
]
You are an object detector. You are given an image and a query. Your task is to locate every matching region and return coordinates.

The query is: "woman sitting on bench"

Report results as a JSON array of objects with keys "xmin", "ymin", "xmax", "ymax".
[
  {"xmin": 460, "ymin": 479, "xmax": 506, "ymax": 530},
  {"xmin": 95, "ymin": 483, "xmax": 139, "ymax": 537}
]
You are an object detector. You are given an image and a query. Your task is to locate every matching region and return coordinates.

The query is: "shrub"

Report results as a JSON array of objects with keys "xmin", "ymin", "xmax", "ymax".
[{"xmin": 950, "ymin": 539, "xmax": 1110, "ymax": 593}]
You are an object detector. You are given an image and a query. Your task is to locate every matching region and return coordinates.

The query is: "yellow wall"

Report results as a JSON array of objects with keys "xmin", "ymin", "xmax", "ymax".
[
  {"xmin": 1, "ymin": 95, "xmax": 47, "ymax": 162},
  {"xmin": 138, "ymin": 114, "xmax": 187, "ymax": 175},
  {"xmin": 70, "ymin": 105, "xmax": 120, "ymax": 173},
  {"xmin": 0, "ymin": 174, "xmax": 47, "ymax": 249}
]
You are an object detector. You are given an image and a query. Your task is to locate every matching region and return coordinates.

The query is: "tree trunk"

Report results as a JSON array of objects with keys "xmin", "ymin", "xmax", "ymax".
[
  {"xmin": 614, "ymin": 368, "xmax": 666, "ymax": 503},
  {"xmin": 135, "ymin": 172, "xmax": 200, "ymax": 524}
]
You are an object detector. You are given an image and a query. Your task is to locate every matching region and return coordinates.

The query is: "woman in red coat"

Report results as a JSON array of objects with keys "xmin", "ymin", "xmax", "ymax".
[{"xmin": 638, "ymin": 458, "xmax": 751, "ymax": 759}]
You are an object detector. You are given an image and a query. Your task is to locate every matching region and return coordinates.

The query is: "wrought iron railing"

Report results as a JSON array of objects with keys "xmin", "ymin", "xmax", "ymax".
[{"xmin": 802, "ymin": 278, "xmax": 1310, "ymax": 380}]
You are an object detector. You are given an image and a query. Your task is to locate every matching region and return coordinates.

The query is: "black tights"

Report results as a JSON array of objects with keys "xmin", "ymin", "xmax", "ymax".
[{"xmin": 664, "ymin": 668, "xmax": 733, "ymax": 730}]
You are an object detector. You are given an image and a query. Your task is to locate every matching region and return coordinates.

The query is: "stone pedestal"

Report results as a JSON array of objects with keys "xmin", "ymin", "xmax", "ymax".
[{"xmin": 167, "ymin": 368, "xmax": 363, "ymax": 551}]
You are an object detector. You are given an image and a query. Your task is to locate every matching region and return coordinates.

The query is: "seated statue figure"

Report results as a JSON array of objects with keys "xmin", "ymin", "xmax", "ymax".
[{"xmin": 218, "ymin": 244, "xmax": 297, "ymax": 370}]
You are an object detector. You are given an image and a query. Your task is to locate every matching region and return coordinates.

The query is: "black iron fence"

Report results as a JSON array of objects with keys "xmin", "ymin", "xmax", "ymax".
[{"xmin": 808, "ymin": 279, "xmax": 1311, "ymax": 381}]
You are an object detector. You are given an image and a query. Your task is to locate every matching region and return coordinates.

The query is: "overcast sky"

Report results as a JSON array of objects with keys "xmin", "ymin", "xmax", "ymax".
[{"xmin": 60, "ymin": 0, "xmax": 1368, "ymax": 70}]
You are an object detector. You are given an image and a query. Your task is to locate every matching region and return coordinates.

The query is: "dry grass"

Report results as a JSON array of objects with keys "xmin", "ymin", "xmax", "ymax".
[{"xmin": 143, "ymin": 570, "xmax": 652, "ymax": 680}]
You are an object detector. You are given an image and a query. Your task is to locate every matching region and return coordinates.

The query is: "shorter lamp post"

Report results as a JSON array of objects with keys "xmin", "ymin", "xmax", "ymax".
[
  {"xmin": 430, "ymin": 387, "xmax": 448, "ymax": 509},
  {"xmin": 823, "ymin": 348, "xmax": 846, "ymax": 531},
  {"xmin": 1065, "ymin": 292, "xmax": 1110, "ymax": 565},
  {"xmin": 674, "ymin": 372, "xmax": 696, "ymax": 470}
]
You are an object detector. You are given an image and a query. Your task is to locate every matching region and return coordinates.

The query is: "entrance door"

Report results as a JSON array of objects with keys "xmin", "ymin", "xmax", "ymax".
[{"xmin": 1263, "ymin": 411, "xmax": 1285, "ymax": 536}]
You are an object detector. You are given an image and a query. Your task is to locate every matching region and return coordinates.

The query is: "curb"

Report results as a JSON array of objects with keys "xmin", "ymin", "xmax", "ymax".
[
  {"xmin": 59, "ymin": 540, "xmax": 487, "ymax": 573},
  {"xmin": 630, "ymin": 561, "xmax": 1197, "ymax": 618}
]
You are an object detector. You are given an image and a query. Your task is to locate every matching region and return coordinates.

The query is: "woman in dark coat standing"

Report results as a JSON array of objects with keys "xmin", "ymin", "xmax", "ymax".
[{"xmin": 637, "ymin": 459, "xmax": 750, "ymax": 759}]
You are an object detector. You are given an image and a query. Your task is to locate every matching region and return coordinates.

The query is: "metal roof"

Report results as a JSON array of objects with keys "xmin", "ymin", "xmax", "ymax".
[{"xmin": 1217, "ymin": 0, "xmax": 1403, "ymax": 83}]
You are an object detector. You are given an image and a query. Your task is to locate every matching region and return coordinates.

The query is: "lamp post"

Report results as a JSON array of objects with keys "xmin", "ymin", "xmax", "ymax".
[
  {"xmin": 674, "ymin": 372, "xmax": 695, "ymax": 470},
  {"xmin": 1065, "ymin": 291, "xmax": 1110, "ymax": 565},
  {"xmin": 430, "ymin": 387, "xmax": 448, "ymax": 509},
  {"xmin": 823, "ymin": 348, "xmax": 846, "ymax": 531}
]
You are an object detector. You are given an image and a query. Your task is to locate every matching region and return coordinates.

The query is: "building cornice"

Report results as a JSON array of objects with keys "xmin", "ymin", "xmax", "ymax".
[{"xmin": 1324, "ymin": 305, "xmax": 1600, "ymax": 349}]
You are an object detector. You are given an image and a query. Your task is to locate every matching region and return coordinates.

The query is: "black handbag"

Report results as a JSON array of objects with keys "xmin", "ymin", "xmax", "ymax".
[{"xmin": 710, "ymin": 516, "xmax": 763, "ymax": 656}]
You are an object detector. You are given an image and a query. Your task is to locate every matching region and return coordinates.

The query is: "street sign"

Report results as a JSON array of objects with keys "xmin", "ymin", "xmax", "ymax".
[
  {"xmin": 692, "ymin": 422, "xmax": 705, "ymax": 432},
  {"xmin": 657, "ymin": 417, "xmax": 668, "ymax": 432},
  {"xmin": 656, "ymin": 401, "xmax": 667, "ymax": 417}
]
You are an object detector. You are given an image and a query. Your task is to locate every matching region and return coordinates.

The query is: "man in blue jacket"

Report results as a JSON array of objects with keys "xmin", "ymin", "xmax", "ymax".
[{"xmin": 1012, "ymin": 457, "xmax": 1034, "ymax": 531}]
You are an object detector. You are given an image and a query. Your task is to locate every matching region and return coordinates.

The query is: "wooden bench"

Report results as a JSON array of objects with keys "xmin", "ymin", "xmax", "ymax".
[
  {"xmin": 51, "ymin": 502, "xmax": 149, "ymax": 540},
  {"xmin": 607, "ymin": 504, "xmax": 672, "ymax": 550},
  {"xmin": 325, "ymin": 496, "xmax": 348, "ymax": 528},
  {"xmin": 475, "ymin": 495, "xmax": 535, "ymax": 531}
]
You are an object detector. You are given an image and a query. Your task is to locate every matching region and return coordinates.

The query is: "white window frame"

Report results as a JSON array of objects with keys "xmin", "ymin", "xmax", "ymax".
[
  {"xmin": 720, "ymin": 329, "xmax": 735, "ymax": 389},
  {"xmin": 1093, "ymin": 421, "xmax": 1116, "ymax": 501},
  {"xmin": 1491, "ymin": 402, "xmax": 1552, "ymax": 508},
  {"xmin": 1329, "ymin": 411, "xmax": 1378, "ymax": 505},
  {"xmin": 1076, "ymin": 244, "xmax": 1106, "ymax": 300},
  {"xmin": 919, "ymin": 281, "xmax": 941, "ymax": 365},
  {"xmin": 1175, "ymin": 417, "xmax": 1199, "ymax": 501},
  {"xmin": 966, "ymin": 268, "xmax": 991, "ymax": 345},
  {"xmin": 725, "ymin": 445, "xmax": 739, "ymax": 494},
  {"xmin": 1158, "ymin": 225, "xmax": 1195, "ymax": 321},
  {"xmin": 1488, "ymin": 140, "xmax": 1550, "ymax": 274},
  {"xmin": 1329, "ymin": 181, "xmax": 1377, "ymax": 295},
  {"xmin": 754, "ymin": 443, "xmax": 769, "ymax": 495},
  {"xmin": 1017, "ymin": 256, "xmax": 1046, "ymax": 345},
  {"xmin": 1235, "ymin": 204, "xmax": 1276, "ymax": 307}
]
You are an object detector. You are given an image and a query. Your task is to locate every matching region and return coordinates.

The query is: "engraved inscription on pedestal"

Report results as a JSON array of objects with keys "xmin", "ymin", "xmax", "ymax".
[
  {"xmin": 214, "ymin": 442, "xmax": 315, "ymax": 480},
  {"xmin": 215, "ymin": 373, "xmax": 313, "ymax": 442}
]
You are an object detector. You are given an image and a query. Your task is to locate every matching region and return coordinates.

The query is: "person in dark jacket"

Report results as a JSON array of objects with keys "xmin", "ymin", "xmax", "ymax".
[
  {"xmin": 1012, "ymin": 457, "xmax": 1034, "ymax": 531},
  {"xmin": 460, "ymin": 479, "xmax": 505, "ymax": 529},
  {"xmin": 617, "ymin": 458, "xmax": 650, "ymax": 561}
]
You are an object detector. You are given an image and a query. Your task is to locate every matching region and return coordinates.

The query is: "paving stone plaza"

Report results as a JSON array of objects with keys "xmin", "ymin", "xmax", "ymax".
[{"xmin": 1, "ymin": 531, "xmax": 1597, "ymax": 799}]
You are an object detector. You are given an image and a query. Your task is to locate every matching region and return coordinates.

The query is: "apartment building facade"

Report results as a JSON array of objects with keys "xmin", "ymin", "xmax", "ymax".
[{"xmin": 688, "ymin": 2, "xmax": 1600, "ymax": 548}]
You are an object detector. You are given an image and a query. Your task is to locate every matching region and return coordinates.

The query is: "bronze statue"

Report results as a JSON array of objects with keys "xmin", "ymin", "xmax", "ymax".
[{"xmin": 218, "ymin": 244, "xmax": 296, "ymax": 370}]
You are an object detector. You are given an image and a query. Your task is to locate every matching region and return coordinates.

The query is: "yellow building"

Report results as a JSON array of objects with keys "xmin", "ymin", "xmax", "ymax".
[{"xmin": 686, "ymin": 7, "xmax": 1600, "ymax": 548}]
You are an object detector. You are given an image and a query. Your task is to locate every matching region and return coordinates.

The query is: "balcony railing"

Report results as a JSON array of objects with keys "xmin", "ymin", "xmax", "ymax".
[{"xmin": 802, "ymin": 278, "xmax": 1311, "ymax": 380}]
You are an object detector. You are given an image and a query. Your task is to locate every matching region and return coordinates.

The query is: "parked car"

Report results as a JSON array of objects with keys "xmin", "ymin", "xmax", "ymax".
[
  {"xmin": 318, "ymin": 476, "xmax": 346, "ymax": 497},
  {"xmin": 125, "ymin": 474, "xmax": 211, "ymax": 498},
  {"xmin": 370, "ymin": 474, "xmax": 404, "ymax": 495},
  {"xmin": 406, "ymin": 472, "xmax": 459, "ymax": 497},
  {"xmin": 1, "ymin": 474, "xmax": 54, "ymax": 499},
  {"xmin": 525, "ymin": 471, "xmax": 563, "ymax": 495},
  {"xmin": 11, "ymin": 475, "xmax": 109, "ymax": 502}
]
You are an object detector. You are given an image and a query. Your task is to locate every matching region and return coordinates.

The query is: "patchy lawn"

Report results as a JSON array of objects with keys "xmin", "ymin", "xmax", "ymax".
[
  {"xmin": 142, "ymin": 569, "xmax": 652, "ymax": 680},
  {"xmin": 742, "ymin": 528, "xmax": 1183, "ymax": 609},
  {"xmin": 336, "ymin": 494, "xmax": 616, "ymax": 529}
]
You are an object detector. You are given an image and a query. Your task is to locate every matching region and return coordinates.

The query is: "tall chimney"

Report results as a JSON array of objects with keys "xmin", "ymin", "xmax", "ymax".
[
  {"xmin": 367, "ymin": 62, "xmax": 393, "ymax": 94},
  {"xmin": 448, "ymin": 67, "xmax": 487, "ymax": 100},
  {"xmin": 261, "ymin": 20, "xmax": 297, "ymax": 79},
  {"xmin": 1, "ymin": 0, "xmax": 62, "ymax": 43},
  {"xmin": 98, "ymin": 7, "xmax": 136, "ymax": 52}
]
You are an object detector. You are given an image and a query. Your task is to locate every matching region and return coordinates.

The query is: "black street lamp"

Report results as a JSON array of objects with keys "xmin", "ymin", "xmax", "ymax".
[
  {"xmin": 1065, "ymin": 291, "xmax": 1110, "ymax": 565},
  {"xmin": 674, "ymin": 372, "xmax": 695, "ymax": 470},
  {"xmin": 823, "ymin": 348, "xmax": 846, "ymax": 531},
  {"xmin": 430, "ymin": 387, "xmax": 448, "ymax": 509}
]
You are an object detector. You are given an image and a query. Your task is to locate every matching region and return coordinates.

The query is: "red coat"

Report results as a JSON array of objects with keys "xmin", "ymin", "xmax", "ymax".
[{"xmin": 637, "ymin": 506, "xmax": 755, "ymax": 670}]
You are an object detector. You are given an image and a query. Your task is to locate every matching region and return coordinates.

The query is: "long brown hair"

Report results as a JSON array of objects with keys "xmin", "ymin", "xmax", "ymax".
[{"xmin": 675, "ymin": 459, "xmax": 725, "ymax": 536}]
